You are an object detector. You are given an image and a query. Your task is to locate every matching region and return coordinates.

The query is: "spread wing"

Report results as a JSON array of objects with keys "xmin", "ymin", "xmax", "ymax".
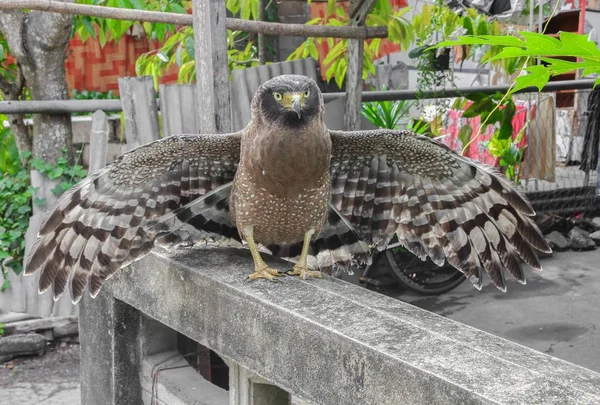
[
  {"xmin": 329, "ymin": 129, "xmax": 551, "ymax": 291},
  {"xmin": 25, "ymin": 133, "xmax": 241, "ymax": 303}
]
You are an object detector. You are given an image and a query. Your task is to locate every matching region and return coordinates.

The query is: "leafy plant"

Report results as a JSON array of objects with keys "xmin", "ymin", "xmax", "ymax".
[
  {"xmin": 453, "ymin": 92, "xmax": 526, "ymax": 182},
  {"xmin": 437, "ymin": 31, "xmax": 600, "ymax": 93},
  {"xmin": 0, "ymin": 128, "xmax": 86, "ymax": 289},
  {"xmin": 0, "ymin": 128, "xmax": 33, "ymax": 287},
  {"xmin": 74, "ymin": 0, "xmax": 190, "ymax": 46},
  {"xmin": 288, "ymin": 0, "xmax": 414, "ymax": 88},
  {"xmin": 29, "ymin": 152, "xmax": 88, "ymax": 204},
  {"xmin": 71, "ymin": 89, "xmax": 117, "ymax": 100},
  {"xmin": 407, "ymin": 118, "xmax": 431, "ymax": 136},
  {"xmin": 136, "ymin": 27, "xmax": 260, "ymax": 87},
  {"xmin": 361, "ymin": 99, "xmax": 413, "ymax": 129},
  {"xmin": 0, "ymin": 121, "xmax": 21, "ymax": 174}
]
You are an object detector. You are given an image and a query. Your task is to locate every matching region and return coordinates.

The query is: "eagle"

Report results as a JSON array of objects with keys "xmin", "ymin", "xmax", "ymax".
[{"xmin": 25, "ymin": 75, "xmax": 551, "ymax": 303}]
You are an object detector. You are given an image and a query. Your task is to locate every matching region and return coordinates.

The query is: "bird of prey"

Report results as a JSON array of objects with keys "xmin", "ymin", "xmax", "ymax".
[{"xmin": 25, "ymin": 74, "xmax": 551, "ymax": 303}]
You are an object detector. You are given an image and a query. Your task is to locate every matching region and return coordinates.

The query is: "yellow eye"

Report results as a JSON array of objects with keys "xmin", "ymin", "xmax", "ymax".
[
  {"xmin": 273, "ymin": 92, "xmax": 282, "ymax": 101},
  {"xmin": 303, "ymin": 89, "xmax": 310, "ymax": 97}
]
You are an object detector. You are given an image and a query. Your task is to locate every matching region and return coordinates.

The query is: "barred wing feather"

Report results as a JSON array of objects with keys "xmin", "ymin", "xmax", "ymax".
[
  {"xmin": 329, "ymin": 129, "xmax": 551, "ymax": 291},
  {"xmin": 25, "ymin": 133, "xmax": 241, "ymax": 303}
]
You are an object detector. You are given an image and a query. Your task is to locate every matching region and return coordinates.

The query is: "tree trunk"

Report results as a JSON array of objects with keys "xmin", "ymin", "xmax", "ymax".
[
  {"xmin": 0, "ymin": 4, "xmax": 76, "ymax": 318},
  {"xmin": 0, "ymin": 6, "xmax": 73, "ymax": 165}
]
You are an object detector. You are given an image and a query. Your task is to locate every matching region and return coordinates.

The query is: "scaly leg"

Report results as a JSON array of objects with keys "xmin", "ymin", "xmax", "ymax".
[
  {"xmin": 243, "ymin": 227, "xmax": 282, "ymax": 281},
  {"xmin": 287, "ymin": 229, "xmax": 322, "ymax": 280}
]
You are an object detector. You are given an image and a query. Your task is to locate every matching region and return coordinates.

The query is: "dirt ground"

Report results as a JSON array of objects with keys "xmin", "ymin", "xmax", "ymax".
[{"xmin": 0, "ymin": 343, "xmax": 80, "ymax": 405}]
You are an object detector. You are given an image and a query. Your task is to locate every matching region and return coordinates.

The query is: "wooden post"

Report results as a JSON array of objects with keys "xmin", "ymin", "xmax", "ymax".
[
  {"xmin": 118, "ymin": 76, "xmax": 161, "ymax": 150},
  {"xmin": 89, "ymin": 110, "xmax": 109, "ymax": 174},
  {"xmin": 344, "ymin": 0, "xmax": 377, "ymax": 131},
  {"xmin": 192, "ymin": 0, "xmax": 231, "ymax": 134},
  {"xmin": 258, "ymin": 0, "xmax": 266, "ymax": 65}
]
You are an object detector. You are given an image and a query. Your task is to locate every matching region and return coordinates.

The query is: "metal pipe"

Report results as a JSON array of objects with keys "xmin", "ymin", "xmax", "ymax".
[
  {"xmin": 325, "ymin": 79, "xmax": 598, "ymax": 102},
  {"xmin": 0, "ymin": 80, "xmax": 596, "ymax": 114}
]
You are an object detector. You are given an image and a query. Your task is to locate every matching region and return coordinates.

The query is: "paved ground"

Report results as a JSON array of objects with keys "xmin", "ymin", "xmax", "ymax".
[
  {"xmin": 396, "ymin": 249, "xmax": 600, "ymax": 373},
  {"xmin": 0, "ymin": 249, "xmax": 598, "ymax": 404},
  {"xmin": 0, "ymin": 343, "xmax": 80, "ymax": 405}
]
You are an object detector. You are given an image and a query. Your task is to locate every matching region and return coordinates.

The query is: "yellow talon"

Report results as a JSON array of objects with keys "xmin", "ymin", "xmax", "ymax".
[
  {"xmin": 247, "ymin": 265, "xmax": 282, "ymax": 281},
  {"xmin": 243, "ymin": 226, "xmax": 283, "ymax": 282},
  {"xmin": 286, "ymin": 229, "xmax": 321, "ymax": 280},
  {"xmin": 288, "ymin": 266, "xmax": 322, "ymax": 280}
]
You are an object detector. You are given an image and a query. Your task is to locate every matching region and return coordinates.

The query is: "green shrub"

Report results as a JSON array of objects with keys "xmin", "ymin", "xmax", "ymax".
[{"xmin": 0, "ymin": 123, "xmax": 87, "ymax": 290}]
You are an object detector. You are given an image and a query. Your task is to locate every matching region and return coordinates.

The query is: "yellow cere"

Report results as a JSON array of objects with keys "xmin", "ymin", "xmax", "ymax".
[{"xmin": 280, "ymin": 92, "xmax": 307, "ymax": 109}]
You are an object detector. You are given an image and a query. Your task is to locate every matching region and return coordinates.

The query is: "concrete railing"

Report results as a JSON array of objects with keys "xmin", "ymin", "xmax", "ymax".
[{"xmin": 79, "ymin": 247, "xmax": 600, "ymax": 405}]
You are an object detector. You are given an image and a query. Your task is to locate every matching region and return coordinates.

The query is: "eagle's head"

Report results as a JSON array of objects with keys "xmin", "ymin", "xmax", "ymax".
[{"xmin": 253, "ymin": 75, "xmax": 323, "ymax": 128}]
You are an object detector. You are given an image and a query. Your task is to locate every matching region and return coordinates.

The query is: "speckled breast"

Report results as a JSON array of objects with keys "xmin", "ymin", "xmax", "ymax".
[{"xmin": 230, "ymin": 167, "xmax": 330, "ymax": 245}]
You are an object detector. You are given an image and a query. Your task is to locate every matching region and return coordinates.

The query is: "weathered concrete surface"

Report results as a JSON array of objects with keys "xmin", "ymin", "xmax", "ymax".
[
  {"xmin": 0, "ymin": 382, "xmax": 80, "ymax": 405},
  {"xmin": 400, "ymin": 249, "xmax": 600, "ymax": 374},
  {"xmin": 142, "ymin": 351, "xmax": 228, "ymax": 405},
  {"xmin": 79, "ymin": 286, "xmax": 142, "ymax": 405},
  {"xmin": 106, "ymin": 247, "xmax": 600, "ymax": 405},
  {"xmin": 0, "ymin": 343, "xmax": 80, "ymax": 405}
]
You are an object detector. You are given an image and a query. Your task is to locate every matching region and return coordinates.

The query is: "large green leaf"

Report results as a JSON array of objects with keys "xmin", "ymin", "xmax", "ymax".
[{"xmin": 436, "ymin": 31, "xmax": 600, "ymax": 92}]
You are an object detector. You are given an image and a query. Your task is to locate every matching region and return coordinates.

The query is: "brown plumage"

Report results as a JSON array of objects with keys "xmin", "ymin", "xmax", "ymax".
[{"xmin": 25, "ymin": 74, "xmax": 551, "ymax": 303}]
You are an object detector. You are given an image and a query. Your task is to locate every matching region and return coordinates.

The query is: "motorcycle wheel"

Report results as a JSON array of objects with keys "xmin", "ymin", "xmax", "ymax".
[{"xmin": 385, "ymin": 247, "xmax": 466, "ymax": 295}]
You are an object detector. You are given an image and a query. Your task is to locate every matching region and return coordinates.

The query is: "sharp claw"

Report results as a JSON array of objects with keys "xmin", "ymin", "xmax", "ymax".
[
  {"xmin": 287, "ymin": 266, "xmax": 322, "ymax": 279},
  {"xmin": 246, "ymin": 266, "xmax": 283, "ymax": 282}
]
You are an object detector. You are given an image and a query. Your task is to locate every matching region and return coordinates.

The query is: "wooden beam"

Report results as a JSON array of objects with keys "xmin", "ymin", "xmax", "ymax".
[
  {"xmin": 344, "ymin": 0, "xmax": 377, "ymax": 130},
  {"xmin": 192, "ymin": 0, "xmax": 231, "ymax": 133},
  {"xmin": 1, "ymin": 0, "xmax": 388, "ymax": 39},
  {"xmin": 2, "ymin": 315, "xmax": 79, "ymax": 338},
  {"xmin": 258, "ymin": 0, "xmax": 267, "ymax": 65}
]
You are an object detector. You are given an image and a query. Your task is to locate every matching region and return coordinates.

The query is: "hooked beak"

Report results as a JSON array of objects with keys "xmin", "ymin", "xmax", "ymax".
[{"xmin": 292, "ymin": 95, "xmax": 302, "ymax": 119}]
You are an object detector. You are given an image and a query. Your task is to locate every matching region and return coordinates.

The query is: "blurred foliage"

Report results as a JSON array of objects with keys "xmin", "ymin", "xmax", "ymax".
[
  {"xmin": 361, "ymin": 99, "xmax": 413, "ymax": 129},
  {"xmin": 73, "ymin": 0, "xmax": 191, "ymax": 45},
  {"xmin": 438, "ymin": 31, "xmax": 600, "ymax": 93},
  {"xmin": 0, "ymin": 120, "xmax": 87, "ymax": 285},
  {"xmin": 288, "ymin": 0, "xmax": 413, "ymax": 89},
  {"xmin": 452, "ymin": 93, "xmax": 526, "ymax": 182},
  {"xmin": 133, "ymin": 0, "xmax": 278, "ymax": 86}
]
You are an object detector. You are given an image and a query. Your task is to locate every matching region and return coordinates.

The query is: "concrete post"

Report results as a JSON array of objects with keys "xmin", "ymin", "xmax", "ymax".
[
  {"xmin": 79, "ymin": 289, "xmax": 143, "ymax": 405},
  {"xmin": 229, "ymin": 362, "xmax": 291, "ymax": 405}
]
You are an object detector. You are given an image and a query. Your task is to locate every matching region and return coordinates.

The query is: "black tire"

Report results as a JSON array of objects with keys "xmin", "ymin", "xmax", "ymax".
[{"xmin": 385, "ymin": 247, "xmax": 466, "ymax": 295}]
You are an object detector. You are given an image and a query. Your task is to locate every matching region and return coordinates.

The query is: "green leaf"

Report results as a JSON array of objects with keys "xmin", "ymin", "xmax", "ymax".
[
  {"xmin": 498, "ymin": 100, "xmax": 516, "ymax": 140},
  {"xmin": 157, "ymin": 52, "xmax": 169, "ymax": 63},
  {"xmin": 307, "ymin": 40, "xmax": 319, "ymax": 60},
  {"xmin": 185, "ymin": 35, "xmax": 195, "ymax": 60},
  {"xmin": 335, "ymin": 58, "xmax": 347, "ymax": 88},
  {"xmin": 169, "ymin": 3, "xmax": 187, "ymax": 14},
  {"xmin": 458, "ymin": 125, "xmax": 472, "ymax": 146},
  {"xmin": 510, "ymin": 65, "xmax": 551, "ymax": 94},
  {"xmin": 326, "ymin": 0, "xmax": 336, "ymax": 17},
  {"xmin": 464, "ymin": 92, "xmax": 490, "ymax": 102},
  {"xmin": 488, "ymin": 135, "xmax": 511, "ymax": 158},
  {"xmin": 462, "ymin": 98, "xmax": 495, "ymax": 118},
  {"xmin": 323, "ymin": 41, "xmax": 346, "ymax": 66},
  {"xmin": 128, "ymin": 0, "xmax": 145, "ymax": 9},
  {"xmin": 80, "ymin": 16, "xmax": 97, "ymax": 39}
]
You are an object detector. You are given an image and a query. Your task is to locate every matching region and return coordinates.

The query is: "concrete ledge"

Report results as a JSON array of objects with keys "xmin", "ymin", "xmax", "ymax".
[
  {"xmin": 141, "ymin": 351, "xmax": 228, "ymax": 405},
  {"xmin": 111, "ymin": 247, "xmax": 600, "ymax": 405}
]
